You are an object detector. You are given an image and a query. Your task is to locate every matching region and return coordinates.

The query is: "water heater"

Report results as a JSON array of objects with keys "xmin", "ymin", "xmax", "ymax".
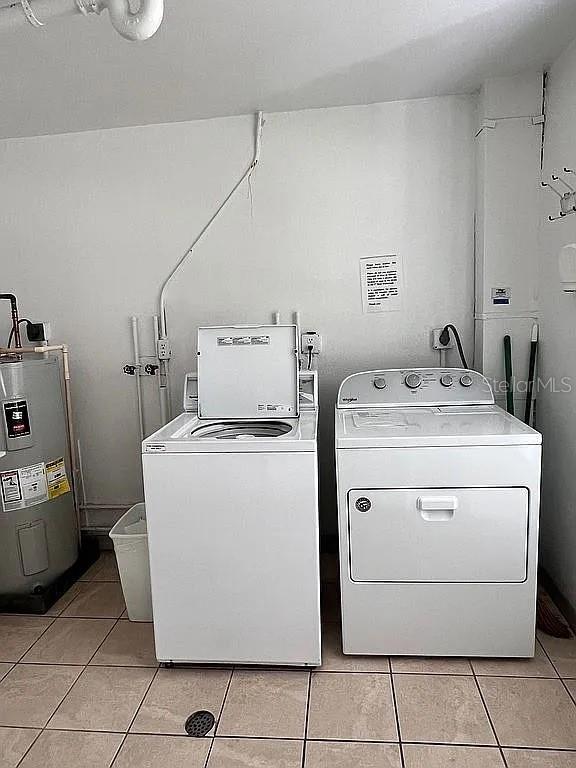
[{"xmin": 0, "ymin": 356, "xmax": 78, "ymax": 598}]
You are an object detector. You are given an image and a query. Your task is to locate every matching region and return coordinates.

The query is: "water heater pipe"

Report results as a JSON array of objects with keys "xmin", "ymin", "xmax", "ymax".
[
  {"xmin": 0, "ymin": 0, "xmax": 163, "ymax": 41},
  {"xmin": 0, "ymin": 344, "xmax": 82, "ymax": 544},
  {"xmin": 156, "ymin": 111, "xmax": 264, "ymax": 423},
  {"xmin": 0, "ymin": 294, "xmax": 22, "ymax": 348},
  {"xmin": 103, "ymin": 0, "xmax": 163, "ymax": 41}
]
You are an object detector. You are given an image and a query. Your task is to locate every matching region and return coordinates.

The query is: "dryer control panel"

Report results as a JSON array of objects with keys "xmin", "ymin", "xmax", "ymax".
[{"xmin": 337, "ymin": 368, "xmax": 494, "ymax": 409}]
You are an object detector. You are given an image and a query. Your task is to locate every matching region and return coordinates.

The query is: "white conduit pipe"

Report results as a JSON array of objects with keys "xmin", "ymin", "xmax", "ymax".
[
  {"xmin": 156, "ymin": 111, "xmax": 264, "ymax": 424},
  {"xmin": 152, "ymin": 314, "xmax": 167, "ymax": 426},
  {"xmin": 0, "ymin": 0, "xmax": 163, "ymax": 41},
  {"xmin": 130, "ymin": 316, "xmax": 145, "ymax": 441}
]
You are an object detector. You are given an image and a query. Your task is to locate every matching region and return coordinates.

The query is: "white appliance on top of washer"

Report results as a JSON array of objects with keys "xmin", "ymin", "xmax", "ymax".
[
  {"xmin": 335, "ymin": 368, "xmax": 542, "ymax": 658},
  {"xmin": 143, "ymin": 325, "xmax": 321, "ymax": 666}
]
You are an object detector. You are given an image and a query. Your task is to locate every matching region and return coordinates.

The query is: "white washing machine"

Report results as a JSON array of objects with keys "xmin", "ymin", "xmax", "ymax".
[
  {"xmin": 143, "ymin": 325, "xmax": 321, "ymax": 666},
  {"xmin": 335, "ymin": 367, "xmax": 542, "ymax": 658}
]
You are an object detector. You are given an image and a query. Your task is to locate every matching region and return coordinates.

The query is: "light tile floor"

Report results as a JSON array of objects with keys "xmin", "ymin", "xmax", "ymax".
[{"xmin": 0, "ymin": 552, "xmax": 575, "ymax": 767}]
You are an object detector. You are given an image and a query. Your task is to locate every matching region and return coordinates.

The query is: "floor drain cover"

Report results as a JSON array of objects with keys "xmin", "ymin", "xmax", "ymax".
[{"xmin": 185, "ymin": 710, "xmax": 215, "ymax": 737}]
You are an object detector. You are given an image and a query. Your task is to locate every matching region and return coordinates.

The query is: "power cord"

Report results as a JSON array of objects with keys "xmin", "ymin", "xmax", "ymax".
[
  {"xmin": 307, "ymin": 344, "xmax": 313, "ymax": 371},
  {"xmin": 6, "ymin": 319, "xmax": 31, "ymax": 349},
  {"xmin": 439, "ymin": 324, "xmax": 469, "ymax": 369}
]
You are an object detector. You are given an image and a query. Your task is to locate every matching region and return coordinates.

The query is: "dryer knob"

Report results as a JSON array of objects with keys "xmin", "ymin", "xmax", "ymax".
[
  {"xmin": 373, "ymin": 377, "xmax": 387, "ymax": 390},
  {"xmin": 460, "ymin": 374, "xmax": 473, "ymax": 387},
  {"xmin": 405, "ymin": 373, "xmax": 422, "ymax": 389},
  {"xmin": 440, "ymin": 374, "xmax": 453, "ymax": 387}
]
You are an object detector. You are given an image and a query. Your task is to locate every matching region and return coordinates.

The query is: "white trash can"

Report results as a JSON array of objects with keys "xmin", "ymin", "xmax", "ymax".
[{"xmin": 109, "ymin": 503, "xmax": 153, "ymax": 622}]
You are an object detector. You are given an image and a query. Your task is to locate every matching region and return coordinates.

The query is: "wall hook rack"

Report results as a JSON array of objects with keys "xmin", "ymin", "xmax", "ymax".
[
  {"xmin": 542, "ymin": 170, "xmax": 576, "ymax": 221},
  {"xmin": 552, "ymin": 174, "xmax": 575, "ymax": 193}
]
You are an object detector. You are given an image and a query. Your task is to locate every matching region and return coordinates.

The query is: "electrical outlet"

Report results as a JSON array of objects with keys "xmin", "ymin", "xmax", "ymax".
[
  {"xmin": 157, "ymin": 337, "xmax": 172, "ymax": 360},
  {"xmin": 432, "ymin": 328, "xmax": 454, "ymax": 350},
  {"xmin": 301, "ymin": 331, "xmax": 322, "ymax": 355}
]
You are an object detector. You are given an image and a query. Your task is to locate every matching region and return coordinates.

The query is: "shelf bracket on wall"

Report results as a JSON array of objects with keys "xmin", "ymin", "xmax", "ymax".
[{"xmin": 475, "ymin": 119, "xmax": 497, "ymax": 137}]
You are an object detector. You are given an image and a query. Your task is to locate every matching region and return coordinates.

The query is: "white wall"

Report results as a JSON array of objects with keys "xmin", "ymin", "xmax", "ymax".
[
  {"xmin": 539, "ymin": 40, "xmax": 576, "ymax": 609},
  {"xmin": 0, "ymin": 97, "xmax": 475, "ymax": 533}
]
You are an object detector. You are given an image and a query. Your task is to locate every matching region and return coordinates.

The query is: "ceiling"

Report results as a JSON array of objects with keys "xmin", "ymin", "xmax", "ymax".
[{"xmin": 0, "ymin": 0, "xmax": 575, "ymax": 139}]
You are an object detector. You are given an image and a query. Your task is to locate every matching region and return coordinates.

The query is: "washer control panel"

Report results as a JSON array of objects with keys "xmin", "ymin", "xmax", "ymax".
[{"xmin": 337, "ymin": 368, "xmax": 494, "ymax": 408}]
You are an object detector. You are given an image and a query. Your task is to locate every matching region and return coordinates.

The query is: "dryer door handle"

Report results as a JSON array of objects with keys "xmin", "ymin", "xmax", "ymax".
[{"xmin": 417, "ymin": 495, "xmax": 458, "ymax": 521}]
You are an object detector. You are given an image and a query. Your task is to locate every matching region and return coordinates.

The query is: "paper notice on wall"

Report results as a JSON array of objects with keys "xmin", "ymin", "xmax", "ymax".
[
  {"xmin": 360, "ymin": 255, "xmax": 403, "ymax": 313},
  {"xmin": 1, "ymin": 462, "xmax": 48, "ymax": 512},
  {"xmin": 46, "ymin": 457, "xmax": 71, "ymax": 500}
]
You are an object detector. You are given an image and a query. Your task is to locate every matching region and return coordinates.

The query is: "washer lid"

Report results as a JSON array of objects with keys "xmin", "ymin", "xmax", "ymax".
[{"xmin": 197, "ymin": 325, "xmax": 299, "ymax": 420}]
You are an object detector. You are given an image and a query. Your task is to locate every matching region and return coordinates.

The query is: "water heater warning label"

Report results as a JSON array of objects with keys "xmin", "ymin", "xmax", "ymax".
[
  {"xmin": 0, "ymin": 457, "xmax": 70, "ymax": 512},
  {"xmin": 3, "ymin": 400, "xmax": 31, "ymax": 439},
  {"xmin": 46, "ymin": 457, "xmax": 71, "ymax": 500},
  {"xmin": 0, "ymin": 470, "xmax": 21, "ymax": 509}
]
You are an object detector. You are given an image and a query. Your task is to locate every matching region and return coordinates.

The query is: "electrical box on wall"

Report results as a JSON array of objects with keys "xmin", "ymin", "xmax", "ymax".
[
  {"xmin": 559, "ymin": 244, "xmax": 576, "ymax": 292},
  {"xmin": 25, "ymin": 322, "xmax": 51, "ymax": 344}
]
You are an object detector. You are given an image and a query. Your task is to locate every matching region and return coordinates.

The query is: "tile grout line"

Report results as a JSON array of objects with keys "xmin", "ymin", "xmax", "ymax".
[
  {"xmin": 203, "ymin": 665, "xmax": 235, "ymax": 767},
  {"xmin": 13, "ymin": 726, "xmax": 42, "ymax": 768},
  {"xmin": 538, "ymin": 636, "xmax": 576, "ymax": 709},
  {"xmin": 108, "ymin": 664, "xmax": 161, "ymax": 767},
  {"xmin": 535, "ymin": 636, "xmax": 561, "ymax": 679},
  {"xmin": 13, "ymin": 614, "xmax": 57, "ymax": 665},
  {"xmin": 300, "ymin": 669, "xmax": 313, "ymax": 768},
  {"xmin": 6, "ymin": 662, "xmax": 566, "ymax": 679},
  {"xmin": 85, "ymin": 616, "xmax": 123, "ymax": 666},
  {"xmin": 19, "ymin": 614, "xmax": 122, "ymax": 673},
  {"xmin": 6, "ymin": 560, "xmax": 122, "ymax": 767},
  {"xmin": 3, "ymin": 724, "xmax": 576, "ymax": 750},
  {"xmin": 388, "ymin": 671, "xmax": 405, "ymax": 768},
  {"xmin": 470, "ymin": 663, "xmax": 508, "ymax": 768},
  {"xmin": 4, "ymin": 576, "xmax": 574, "ymax": 764},
  {"xmin": 400, "ymin": 740, "xmax": 576, "ymax": 752},
  {"xmin": 12, "ymin": 659, "xmax": 87, "ymax": 768},
  {"xmin": 271, "ymin": 666, "xmax": 564, "ymax": 679},
  {"xmin": 17, "ymin": 589, "xmax": 126, "ymax": 743},
  {"xmin": 38, "ymin": 663, "xmax": 89, "ymax": 731}
]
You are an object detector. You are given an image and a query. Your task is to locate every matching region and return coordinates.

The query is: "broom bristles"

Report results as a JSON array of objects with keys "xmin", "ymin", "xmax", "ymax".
[{"xmin": 537, "ymin": 595, "xmax": 572, "ymax": 639}]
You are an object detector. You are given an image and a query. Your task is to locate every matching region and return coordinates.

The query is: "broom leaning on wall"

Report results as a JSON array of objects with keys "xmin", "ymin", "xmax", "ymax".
[{"xmin": 504, "ymin": 327, "xmax": 571, "ymax": 639}]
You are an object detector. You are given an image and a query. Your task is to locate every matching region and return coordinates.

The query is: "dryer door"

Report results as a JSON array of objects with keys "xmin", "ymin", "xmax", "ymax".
[{"xmin": 348, "ymin": 487, "xmax": 528, "ymax": 583}]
